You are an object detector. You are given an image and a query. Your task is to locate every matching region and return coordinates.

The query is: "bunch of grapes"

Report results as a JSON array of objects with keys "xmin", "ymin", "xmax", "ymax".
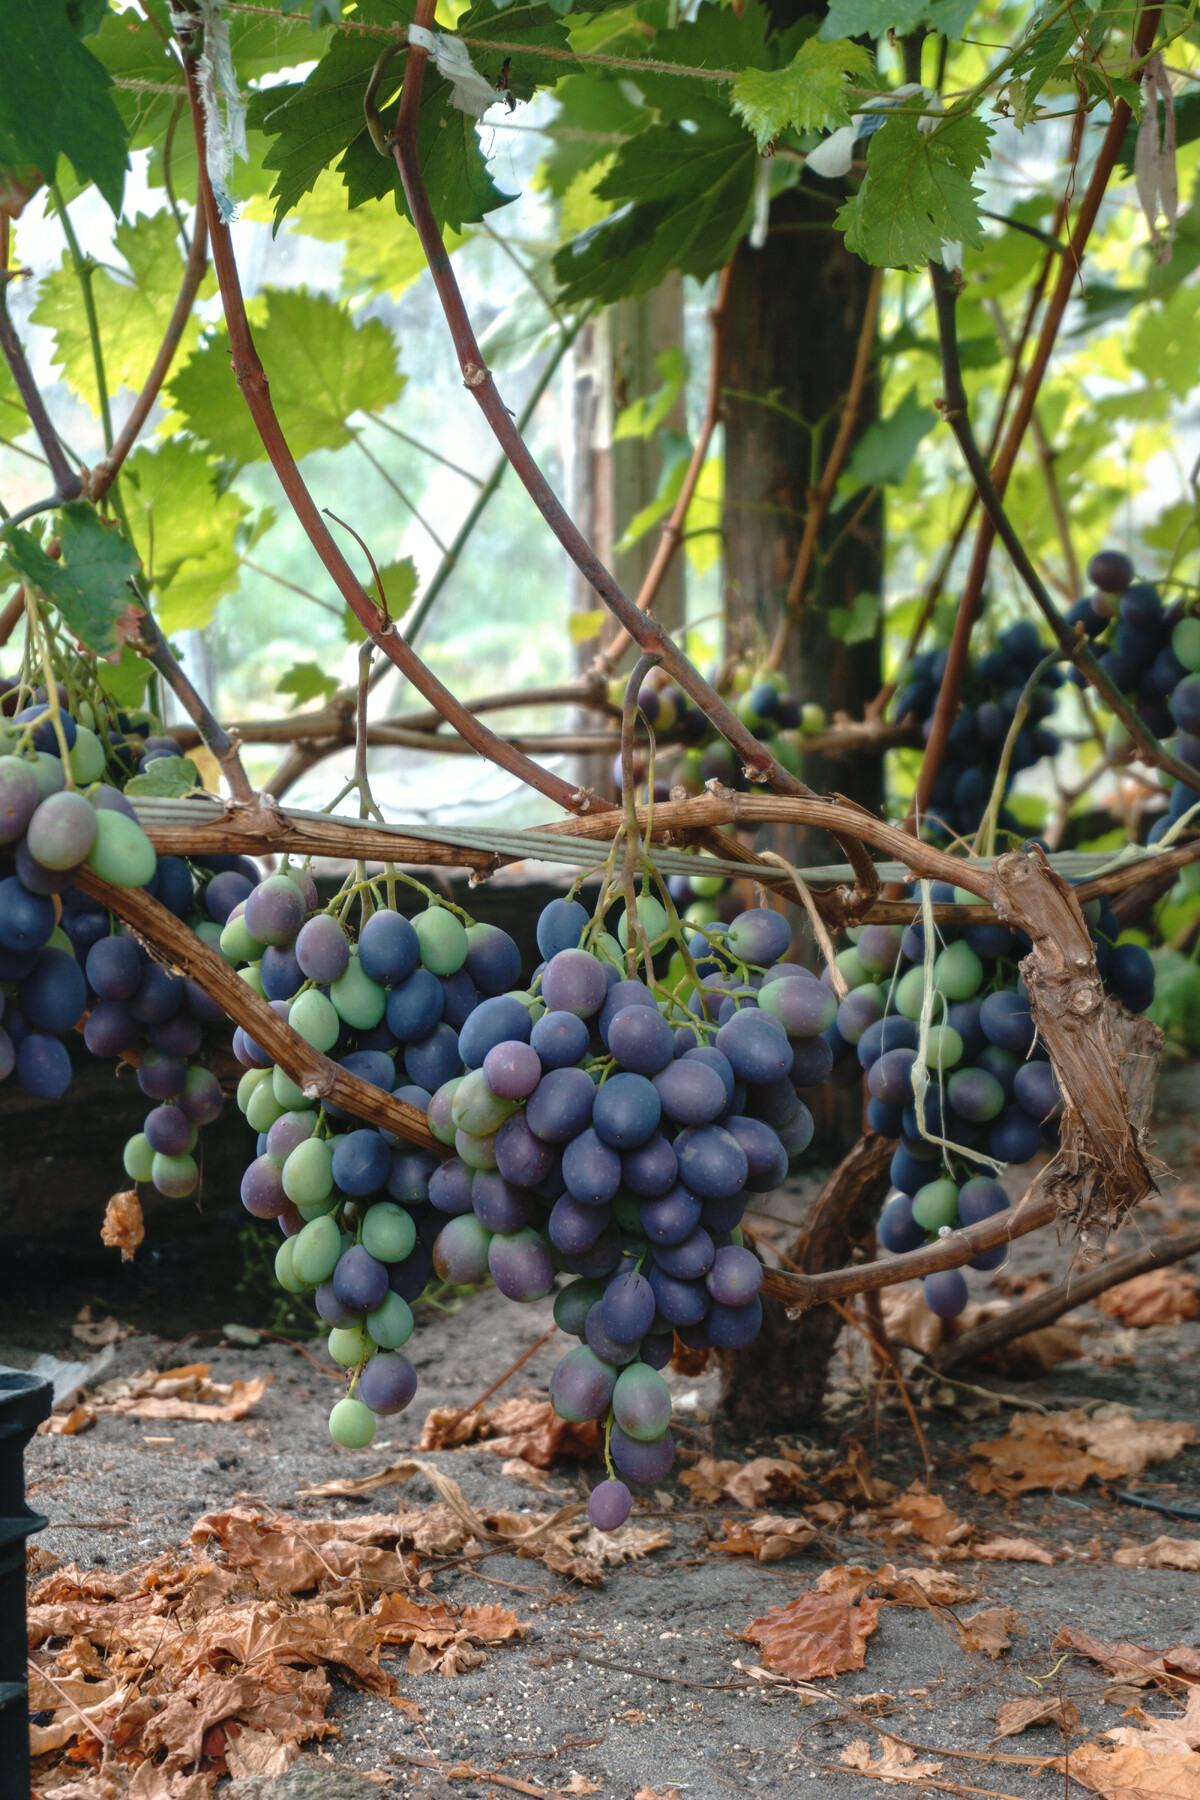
[
  {"xmin": 888, "ymin": 621, "xmax": 1063, "ymax": 844},
  {"xmin": 1065, "ymin": 550, "xmax": 1200, "ymax": 843},
  {"xmin": 823, "ymin": 900, "xmax": 1154, "ymax": 1320}
]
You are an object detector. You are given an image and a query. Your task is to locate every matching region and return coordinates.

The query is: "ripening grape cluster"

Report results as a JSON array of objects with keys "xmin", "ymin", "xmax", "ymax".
[
  {"xmin": 822, "ymin": 904, "xmax": 1155, "ymax": 1319},
  {"xmin": 889, "ymin": 621, "xmax": 1063, "ymax": 843},
  {"xmin": 1066, "ymin": 550, "xmax": 1200, "ymax": 843}
]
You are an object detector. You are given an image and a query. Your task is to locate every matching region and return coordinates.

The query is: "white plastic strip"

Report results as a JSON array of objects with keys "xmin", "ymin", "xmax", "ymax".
[{"xmin": 409, "ymin": 25, "xmax": 502, "ymax": 119}]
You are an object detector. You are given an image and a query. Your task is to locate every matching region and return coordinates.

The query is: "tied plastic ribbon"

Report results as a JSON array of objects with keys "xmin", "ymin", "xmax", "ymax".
[
  {"xmin": 408, "ymin": 25, "xmax": 503, "ymax": 119},
  {"xmin": 1135, "ymin": 53, "xmax": 1177, "ymax": 266},
  {"xmin": 170, "ymin": 0, "xmax": 248, "ymax": 222}
]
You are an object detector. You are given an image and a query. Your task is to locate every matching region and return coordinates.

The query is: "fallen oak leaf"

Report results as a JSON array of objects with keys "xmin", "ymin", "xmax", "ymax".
[
  {"xmin": 839, "ymin": 1735, "xmax": 944, "ymax": 1782},
  {"xmin": 971, "ymin": 1536, "xmax": 1055, "ymax": 1565},
  {"xmin": 875, "ymin": 1486, "xmax": 971, "ymax": 1548},
  {"xmin": 994, "ymin": 1693, "xmax": 1079, "ymax": 1738}
]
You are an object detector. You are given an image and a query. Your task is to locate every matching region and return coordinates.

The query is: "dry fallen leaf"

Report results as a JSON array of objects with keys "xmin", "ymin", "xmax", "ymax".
[
  {"xmin": 484, "ymin": 1396, "xmax": 602, "ymax": 1468},
  {"xmin": 101, "ymin": 1188, "xmax": 144, "ymax": 1261},
  {"xmin": 635, "ymin": 1788, "xmax": 682, "ymax": 1800},
  {"xmin": 971, "ymin": 1536, "xmax": 1055, "ymax": 1565},
  {"xmin": 1053, "ymin": 1625, "xmax": 1172, "ymax": 1689},
  {"xmin": 680, "ymin": 1456, "xmax": 742, "ymax": 1505},
  {"xmin": 1061, "ymin": 1407, "xmax": 1198, "ymax": 1478},
  {"xmin": 223, "ymin": 1724, "xmax": 301, "ymax": 1776},
  {"xmin": 191, "ymin": 1506, "xmax": 427, "ymax": 1591},
  {"xmin": 1103, "ymin": 1686, "xmax": 1200, "ymax": 1754},
  {"xmin": 37, "ymin": 1403, "xmax": 96, "ymax": 1437},
  {"xmin": 994, "ymin": 1693, "xmax": 1079, "ymax": 1738},
  {"xmin": 960, "ymin": 1606, "xmax": 1020, "ymax": 1659},
  {"xmin": 875, "ymin": 1486, "xmax": 971, "ymax": 1548},
  {"xmin": 824, "ymin": 1439, "xmax": 896, "ymax": 1504},
  {"xmin": 558, "ymin": 1778, "xmax": 601, "ymax": 1797},
  {"xmin": 71, "ymin": 1306, "xmax": 132, "ymax": 1348},
  {"xmin": 741, "ymin": 1585, "xmax": 881, "ymax": 1680},
  {"xmin": 373, "ymin": 1593, "xmax": 529, "ymax": 1653},
  {"xmin": 967, "ymin": 1412, "xmax": 1146, "ymax": 1497},
  {"xmin": 88, "ymin": 1364, "xmax": 272, "ymax": 1425},
  {"xmin": 880, "ymin": 1286, "xmax": 1083, "ymax": 1373},
  {"xmin": 500, "ymin": 1456, "xmax": 560, "ymax": 1491},
  {"xmin": 708, "ymin": 1514, "xmax": 816, "ymax": 1562},
  {"xmin": 297, "ymin": 1459, "xmax": 418, "ymax": 1500},
  {"xmin": 1113, "ymin": 1536, "xmax": 1200, "ymax": 1570},
  {"xmin": 840, "ymin": 1736, "xmax": 944, "ymax": 1782},
  {"xmin": 723, "ymin": 1456, "xmax": 814, "ymax": 1510},
  {"xmin": 1098, "ymin": 1267, "xmax": 1199, "ymax": 1328},
  {"xmin": 892, "ymin": 1567, "xmax": 980, "ymax": 1607},
  {"xmin": 1057, "ymin": 1739, "xmax": 1200, "ymax": 1798}
]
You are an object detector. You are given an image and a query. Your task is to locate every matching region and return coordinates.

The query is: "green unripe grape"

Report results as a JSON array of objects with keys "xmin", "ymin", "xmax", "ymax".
[
  {"xmin": 245, "ymin": 1076, "xmax": 285, "ymax": 1133},
  {"xmin": 922, "ymin": 1024, "xmax": 964, "ymax": 1070},
  {"xmin": 328, "ymin": 1326, "xmax": 368, "ymax": 1367},
  {"xmin": 611, "ymin": 1190, "xmax": 643, "ymax": 1234},
  {"xmin": 428, "ymin": 1077, "xmax": 463, "ymax": 1146},
  {"xmin": 1182, "ymin": 861, "xmax": 1200, "ymax": 896},
  {"xmin": 237, "ymin": 1067, "xmax": 268, "ymax": 1114},
  {"xmin": 86, "ymin": 808, "xmax": 157, "ymax": 888},
  {"xmin": 30, "ymin": 753, "xmax": 66, "ymax": 800},
  {"xmin": 894, "ymin": 965, "xmax": 946, "ymax": 1022},
  {"xmin": 455, "ymin": 1128, "xmax": 498, "ymax": 1171},
  {"xmin": 295, "ymin": 1194, "xmax": 340, "ymax": 1222},
  {"xmin": 282, "ymin": 1136, "xmax": 334, "ymax": 1205},
  {"xmin": 451, "ymin": 1067, "xmax": 516, "ymax": 1136},
  {"xmin": 736, "ymin": 691, "xmax": 767, "ymax": 731},
  {"xmin": 1106, "ymin": 719, "xmax": 1135, "ymax": 765},
  {"xmin": 239, "ymin": 964, "xmax": 265, "ymax": 998},
  {"xmin": 330, "ymin": 951, "xmax": 386, "ymax": 1029},
  {"xmin": 293, "ymin": 1213, "xmax": 342, "ymax": 1285},
  {"xmin": 1174, "ymin": 618, "xmax": 1200, "ymax": 672},
  {"xmin": 76, "ymin": 701, "xmax": 96, "ymax": 730},
  {"xmin": 664, "ymin": 951, "xmax": 689, "ymax": 991},
  {"xmin": 728, "ymin": 1225, "xmax": 744, "ymax": 1247},
  {"xmin": 220, "ymin": 910, "xmax": 264, "ymax": 965},
  {"xmin": 272, "ymin": 1065, "xmax": 311, "ymax": 1110},
  {"xmin": 1082, "ymin": 899, "xmax": 1103, "ymax": 927},
  {"xmin": 799, "ymin": 702, "xmax": 826, "ymax": 736},
  {"xmin": 46, "ymin": 926, "xmax": 75, "ymax": 957},
  {"xmin": 414, "ymin": 906, "xmax": 468, "ymax": 975},
  {"xmin": 361, "ymin": 1200, "xmax": 417, "ymax": 1263},
  {"xmin": 952, "ymin": 887, "xmax": 984, "ymax": 908},
  {"xmin": 835, "ymin": 947, "xmax": 868, "ymax": 990},
  {"xmin": 911, "ymin": 1179, "xmax": 961, "ymax": 1232},
  {"xmin": 123, "ymin": 1132, "xmax": 154, "ymax": 1183},
  {"xmin": 553, "ymin": 1278, "xmax": 604, "ymax": 1337},
  {"xmin": 618, "ymin": 895, "xmax": 670, "ymax": 952},
  {"xmin": 691, "ymin": 873, "xmax": 726, "ymax": 899},
  {"xmin": 612, "ymin": 1362, "xmax": 672, "ymax": 1441},
  {"xmin": 329, "ymin": 1397, "xmax": 376, "ymax": 1448},
  {"xmin": 274, "ymin": 1237, "xmax": 308, "ymax": 1295},
  {"xmin": 151, "ymin": 1151, "xmax": 198, "ymax": 1198},
  {"xmin": 594, "ymin": 931, "xmax": 624, "ymax": 972},
  {"xmin": 289, "ymin": 989, "xmax": 340, "ymax": 1053},
  {"xmin": 67, "ymin": 724, "xmax": 106, "ymax": 784},
  {"xmin": 194, "ymin": 920, "xmax": 223, "ymax": 955},
  {"xmin": 684, "ymin": 901, "xmax": 720, "ymax": 930},
  {"xmin": 933, "ymin": 940, "xmax": 983, "ymax": 1001},
  {"xmin": 367, "ymin": 1291, "xmax": 414, "ymax": 1350},
  {"xmin": 765, "ymin": 733, "xmax": 803, "ymax": 778},
  {"xmin": 676, "ymin": 749, "xmax": 705, "ymax": 795}
]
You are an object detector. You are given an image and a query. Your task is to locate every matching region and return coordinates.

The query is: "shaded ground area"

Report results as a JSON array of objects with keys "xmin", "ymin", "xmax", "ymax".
[{"xmin": 13, "ymin": 1059, "xmax": 1200, "ymax": 1798}]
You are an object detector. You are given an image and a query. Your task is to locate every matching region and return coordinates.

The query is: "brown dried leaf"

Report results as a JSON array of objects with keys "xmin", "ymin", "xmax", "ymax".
[
  {"xmin": 635, "ymin": 1788, "xmax": 683, "ymax": 1800},
  {"xmin": 222, "ymin": 1724, "xmax": 302, "ymax": 1776},
  {"xmin": 1104, "ymin": 1687, "xmax": 1200, "ymax": 1753},
  {"xmin": 1053, "ymin": 1624, "xmax": 1167, "ymax": 1688},
  {"xmin": 972, "ymin": 1536, "xmax": 1055, "ymax": 1565},
  {"xmin": 668, "ymin": 1335, "xmax": 710, "ymax": 1377},
  {"xmin": 723, "ymin": 1456, "xmax": 814, "ymax": 1510},
  {"xmin": 558, "ymin": 1777, "xmax": 601, "ymax": 1796},
  {"xmin": 190, "ymin": 1505, "xmax": 444, "ymax": 1589},
  {"xmin": 484, "ymin": 1396, "xmax": 602, "ymax": 1469},
  {"xmin": 741, "ymin": 1587, "xmax": 881, "ymax": 1680},
  {"xmin": 840, "ymin": 1736, "xmax": 943, "ymax": 1781},
  {"xmin": 37, "ymin": 1404, "xmax": 96, "ymax": 1437},
  {"xmin": 297, "ymin": 1459, "xmax": 418, "ymax": 1500},
  {"xmin": 406, "ymin": 1639, "xmax": 488, "ymax": 1677},
  {"xmin": 893, "ymin": 1568, "xmax": 980, "ymax": 1607},
  {"xmin": 92, "ymin": 1363, "xmax": 271, "ymax": 1424},
  {"xmin": 28, "ymin": 1678, "xmax": 132, "ymax": 1756},
  {"xmin": 418, "ymin": 1402, "xmax": 491, "ymax": 1450},
  {"xmin": 500, "ymin": 1456, "xmax": 555, "ymax": 1489},
  {"xmin": 824, "ymin": 1439, "xmax": 896, "ymax": 1504},
  {"xmin": 967, "ymin": 1416, "xmax": 1126, "ymax": 1497},
  {"xmin": 960, "ymin": 1606, "xmax": 1020, "ymax": 1659},
  {"xmin": 817, "ymin": 1563, "xmax": 885, "ymax": 1601},
  {"xmin": 142, "ymin": 1667, "xmax": 336, "ymax": 1770},
  {"xmin": 708, "ymin": 1514, "xmax": 816, "ymax": 1563},
  {"xmin": 127, "ymin": 1771, "xmax": 216, "ymax": 1800},
  {"xmin": 1098, "ymin": 1268, "xmax": 1199, "ymax": 1327},
  {"xmin": 880, "ymin": 1286, "xmax": 1082, "ymax": 1373},
  {"xmin": 1057, "ymin": 1740, "xmax": 1200, "ymax": 1798},
  {"xmin": 101, "ymin": 1189, "xmax": 144, "ymax": 1261},
  {"xmin": 372, "ymin": 1594, "xmax": 529, "ymax": 1649},
  {"xmin": 570, "ymin": 1522, "xmax": 672, "ymax": 1567},
  {"xmin": 1113, "ymin": 1536, "xmax": 1200, "ymax": 1570},
  {"xmin": 70, "ymin": 1306, "xmax": 132, "ymax": 1348},
  {"xmin": 876, "ymin": 1486, "xmax": 970, "ymax": 1547},
  {"xmin": 994, "ymin": 1693, "xmax": 1079, "ymax": 1737},
  {"xmin": 1058, "ymin": 1408, "xmax": 1198, "ymax": 1478},
  {"xmin": 680, "ymin": 1457, "xmax": 742, "ymax": 1504}
]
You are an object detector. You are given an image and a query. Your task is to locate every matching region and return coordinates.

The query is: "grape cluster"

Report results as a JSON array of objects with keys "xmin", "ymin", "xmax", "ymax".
[
  {"xmin": 1066, "ymin": 550, "xmax": 1200, "ymax": 843},
  {"xmin": 889, "ymin": 621, "xmax": 1063, "ymax": 843},
  {"xmin": 825, "ymin": 900, "xmax": 1155, "ymax": 1318}
]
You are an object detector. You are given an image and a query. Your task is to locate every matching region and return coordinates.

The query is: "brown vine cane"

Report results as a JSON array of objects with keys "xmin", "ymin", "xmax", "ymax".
[{"xmin": 72, "ymin": 867, "xmax": 444, "ymax": 1158}]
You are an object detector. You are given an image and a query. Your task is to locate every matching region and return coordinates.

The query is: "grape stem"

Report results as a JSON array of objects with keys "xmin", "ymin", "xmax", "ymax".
[{"xmin": 602, "ymin": 1410, "xmax": 616, "ymax": 1482}]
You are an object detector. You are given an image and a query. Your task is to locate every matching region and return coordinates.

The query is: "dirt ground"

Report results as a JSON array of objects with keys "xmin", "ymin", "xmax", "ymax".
[{"xmin": 12, "ymin": 1059, "xmax": 1200, "ymax": 1799}]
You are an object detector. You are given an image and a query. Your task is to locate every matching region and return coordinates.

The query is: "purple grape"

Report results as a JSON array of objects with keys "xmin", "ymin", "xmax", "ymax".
[
  {"xmin": 726, "ymin": 908, "xmax": 791, "ymax": 966},
  {"xmin": 14, "ymin": 839, "xmax": 75, "ymax": 896},
  {"xmin": 537, "ymin": 897, "xmax": 589, "ymax": 959},
  {"xmin": 488, "ymin": 1227, "xmax": 555, "ymax": 1301},
  {"xmin": 358, "ymin": 909, "xmax": 419, "ymax": 985},
  {"xmin": 562, "ymin": 1220, "xmax": 622, "ymax": 1279},
  {"xmin": 979, "ymin": 989, "xmax": 1035, "ymax": 1054},
  {"xmin": 621, "ymin": 1132, "xmax": 678, "ymax": 1198},
  {"xmin": 609, "ymin": 1423, "xmax": 674, "ymax": 1484},
  {"xmin": 332, "ymin": 1129, "xmax": 391, "ymax": 1196},
  {"xmin": 138, "ymin": 1047, "xmax": 187, "ymax": 1098},
  {"xmin": 700, "ymin": 1191, "xmax": 746, "ymax": 1233},
  {"xmin": 598, "ymin": 979, "xmax": 655, "ymax": 1045},
  {"xmin": 385, "ymin": 968, "xmax": 444, "ymax": 1042},
  {"xmin": 682, "ymin": 1044, "xmax": 736, "ymax": 1102},
  {"xmin": 324, "ymin": 1050, "xmax": 395, "ymax": 1123},
  {"xmin": 0, "ymin": 876, "xmax": 55, "ymax": 952},
  {"xmin": 923, "ymin": 1269, "xmax": 969, "ymax": 1318},
  {"xmin": 205, "ymin": 870, "xmax": 255, "ymax": 925},
  {"xmin": 472, "ymin": 1169, "xmax": 540, "ymax": 1233},
  {"xmin": 705, "ymin": 1244, "xmax": 762, "ymax": 1305},
  {"xmin": 1088, "ymin": 549, "xmax": 1134, "ymax": 594},
  {"xmin": 260, "ymin": 943, "xmax": 302, "ymax": 1001},
  {"xmin": 542, "ymin": 949, "xmax": 608, "ymax": 1019},
  {"xmin": 442, "ymin": 967, "xmax": 484, "ymax": 1027},
  {"xmin": 458, "ymin": 994, "xmax": 532, "ymax": 1069},
  {"xmin": 184, "ymin": 978, "xmax": 226, "ymax": 1026},
  {"xmin": 404, "ymin": 1024, "xmax": 461, "ymax": 1092},
  {"xmin": 592, "ymin": 1072, "xmax": 661, "ymax": 1149},
  {"xmin": 867, "ymin": 1047, "xmax": 918, "ymax": 1107},
  {"xmin": 640, "ymin": 1182, "xmax": 702, "ymax": 1245},
  {"xmin": 600, "ymin": 1269, "xmax": 656, "ymax": 1343},
  {"xmin": 641, "ymin": 1333, "xmax": 673, "ymax": 1371},
  {"xmin": 18, "ymin": 948, "xmax": 86, "ymax": 1034},
  {"xmin": 646, "ymin": 1262, "xmax": 710, "ymax": 1326},
  {"xmin": 758, "ymin": 975, "xmax": 838, "ymax": 1039},
  {"xmin": 705, "ymin": 1295, "xmax": 763, "ymax": 1348},
  {"xmin": 483, "ymin": 1039, "xmax": 541, "ymax": 1100},
  {"xmin": 0, "ymin": 756, "xmax": 39, "ymax": 844},
  {"xmin": 242, "ymin": 1156, "xmax": 287, "ymax": 1218},
  {"xmin": 550, "ymin": 1345, "xmax": 616, "ymax": 1422},
  {"xmin": 277, "ymin": 1202, "xmax": 305, "ymax": 1237},
  {"xmin": 988, "ymin": 1104, "xmax": 1043, "ymax": 1166},
  {"xmin": 244, "ymin": 874, "xmax": 306, "ymax": 947},
  {"xmin": 266, "ymin": 1110, "xmax": 317, "ymax": 1168},
  {"xmin": 745, "ymin": 1076, "xmax": 800, "ymax": 1130},
  {"xmin": 389, "ymin": 1241, "xmax": 433, "ymax": 1301},
  {"xmin": 715, "ymin": 1009, "xmax": 792, "ymax": 1084},
  {"xmin": 333, "ymin": 1246, "xmax": 390, "ymax": 1311},
  {"xmin": 553, "ymin": 1278, "xmax": 605, "ymax": 1338},
  {"xmin": 836, "ymin": 986, "xmax": 885, "ymax": 1046},
  {"xmin": 495, "ymin": 1112, "xmax": 557, "ymax": 1187},
  {"xmin": 428, "ymin": 1158, "xmax": 475, "ymax": 1215},
  {"xmin": 587, "ymin": 1479, "xmax": 632, "ymax": 1531},
  {"xmin": 607, "ymin": 1005, "xmax": 674, "ymax": 1075},
  {"xmin": 464, "ymin": 921, "xmax": 522, "ymax": 996},
  {"xmin": 549, "ymin": 1195, "xmax": 612, "ymax": 1255},
  {"xmin": 652, "ymin": 1227, "xmax": 715, "ymax": 1281},
  {"xmin": 144, "ymin": 1104, "xmax": 194, "ymax": 1156},
  {"xmin": 722, "ymin": 1115, "xmax": 787, "ymax": 1191},
  {"xmin": 652, "ymin": 1057, "xmax": 726, "ymax": 1125},
  {"xmin": 673, "ymin": 1125, "xmax": 748, "ymax": 1200},
  {"xmin": 562, "ymin": 1127, "xmax": 622, "ymax": 1205},
  {"xmin": 530, "ymin": 1009, "xmax": 589, "ymax": 1069},
  {"xmin": 129, "ymin": 961, "xmax": 185, "ymax": 1025},
  {"xmin": 315, "ymin": 1282, "xmax": 362, "ymax": 1327},
  {"xmin": 856, "ymin": 924, "xmax": 904, "ymax": 976},
  {"xmin": 526, "ymin": 1067, "xmax": 596, "ymax": 1143},
  {"xmin": 295, "ymin": 914, "xmax": 350, "ymax": 984},
  {"xmin": 877, "ymin": 1192, "xmax": 926, "ymax": 1253},
  {"xmin": 147, "ymin": 1012, "xmax": 203, "ymax": 1058},
  {"xmin": 358, "ymin": 1351, "xmax": 418, "ymax": 1415},
  {"xmin": 387, "ymin": 1147, "xmax": 438, "ymax": 1204},
  {"xmin": 1012, "ymin": 1058, "xmax": 1062, "ymax": 1123},
  {"xmin": 584, "ymin": 1303, "xmax": 641, "ymax": 1366},
  {"xmin": 83, "ymin": 998, "xmax": 140, "ymax": 1057},
  {"xmin": 612, "ymin": 1362, "xmax": 671, "ymax": 1440},
  {"xmin": 85, "ymin": 936, "xmax": 142, "ymax": 1002},
  {"xmin": 957, "ymin": 1175, "xmax": 1010, "ymax": 1226},
  {"xmin": 178, "ymin": 1066, "xmax": 223, "ymax": 1126},
  {"xmin": 948, "ymin": 1066, "xmax": 1006, "ymax": 1123}
]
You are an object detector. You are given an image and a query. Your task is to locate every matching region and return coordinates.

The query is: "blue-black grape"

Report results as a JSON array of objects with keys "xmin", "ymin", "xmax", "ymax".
[{"xmin": 592, "ymin": 1072, "xmax": 661, "ymax": 1150}]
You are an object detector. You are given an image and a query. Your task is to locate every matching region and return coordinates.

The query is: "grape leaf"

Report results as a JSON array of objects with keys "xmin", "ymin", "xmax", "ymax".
[
  {"xmin": 828, "ymin": 591, "xmax": 881, "ymax": 644},
  {"xmin": 0, "ymin": 0, "xmax": 128, "ymax": 213},
  {"xmin": 341, "ymin": 558, "xmax": 416, "ymax": 639},
  {"xmin": 168, "ymin": 287, "xmax": 404, "ymax": 471},
  {"xmin": 124, "ymin": 755, "xmax": 203, "ymax": 798},
  {"xmin": 845, "ymin": 388, "xmax": 937, "ymax": 487},
  {"xmin": 818, "ymin": 0, "xmax": 977, "ymax": 41},
  {"xmin": 732, "ymin": 41, "xmax": 875, "ymax": 150},
  {"xmin": 2, "ymin": 503, "xmax": 141, "ymax": 653},
  {"xmin": 277, "ymin": 662, "xmax": 343, "ymax": 708},
  {"xmin": 243, "ymin": 170, "xmax": 468, "ymax": 301},
  {"xmin": 1130, "ymin": 285, "xmax": 1200, "ymax": 400},
  {"xmin": 837, "ymin": 107, "xmax": 991, "ymax": 270},
  {"xmin": 96, "ymin": 644, "xmax": 153, "ymax": 710},
  {"xmin": 122, "ymin": 437, "xmax": 253, "ymax": 634},
  {"xmin": 537, "ymin": 75, "xmax": 648, "ymax": 200},
  {"xmin": 30, "ymin": 211, "xmax": 215, "ymax": 413}
]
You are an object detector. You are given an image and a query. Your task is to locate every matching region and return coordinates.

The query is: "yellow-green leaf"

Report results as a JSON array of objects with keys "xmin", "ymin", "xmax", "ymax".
[
  {"xmin": 732, "ymin": 41, "xmax": 874, "ymax": 151},
  {"xmin": 568, "ymin": 607, "xmax": 607, "ymax": 644}
]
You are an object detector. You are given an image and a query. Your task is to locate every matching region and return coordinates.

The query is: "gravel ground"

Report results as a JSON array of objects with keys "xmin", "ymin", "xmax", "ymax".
[{"xmin": 13, "ymin": 1059, "xmax": 1200, "ymax": 1798}]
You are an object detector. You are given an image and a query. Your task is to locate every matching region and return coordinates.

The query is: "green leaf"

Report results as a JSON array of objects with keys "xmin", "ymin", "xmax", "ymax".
[
  {"xmin": 828, "ymin": 591, "xmax": 880, "ymax": 645},
  {"xmin": 837, "ymin": 106, "xmax": 991, "ymax": 270},
  {"xmin": 243, "ymin": 169, "xmax": 468, "ymax": 301},
  {"xmin": 124, "ymin": 755, "xmax": 203, "ymax": 798},
  {"xmin": 732, "ymin": 41, "xmax": 874, "ymax": 150},
  {"xmin": 845, "ymin": 388, "xmax": 937, "ymax": 487},
  {"xmin": 0, "ymin": 0, "xmax": 128, "ymax": 212},
  {"xmin": 3, "ymin": 503, "xmax": 140, "ymax": 653},
  {"xmin": 537, "ymin": 74, "xmax": 647, "ymax": 200},
  {"xmin": 614, "ymin": 348, "xmax": 687, "ymax": 441},
  {"xmin": 1129, "ymin": 285, "xmax": 1200, "ymax": 401},
  {"xmin": 1148, "ymin": 947, "xmax": 1200, "ymax": 1050},
  {"xmin": 96, "ymin": 643, "xmax": 152, "ymax": 710},
  {"xmin": 276, "ymin": 662, "xmax": 343, "ymax": 708},
  {"xmin": 168, "ymin": 288, "xmax": 403, "ymax": 471},
  {"xmin": 819, "ymin": 0, "xmax": 977, "ymax": 39},
  {"xmin": 373, "ymin": 556, "xmax": 418, "ymax": 616},
  {"xmin": 568, "ymin": 608, "xmax": 607, "ymax": 645},
  {"xmin": 30, "ymin": 211, "xmax": 215, "ymax": 414},
  {"xmin": 122, "ymin": 437, "xmax": 252, "ymax": 634}
]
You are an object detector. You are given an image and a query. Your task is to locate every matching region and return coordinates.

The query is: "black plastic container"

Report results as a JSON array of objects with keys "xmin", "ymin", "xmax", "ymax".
[{"xmin": 0, "ymin": 1368, "xmax": 51, "ymax": 1799}]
